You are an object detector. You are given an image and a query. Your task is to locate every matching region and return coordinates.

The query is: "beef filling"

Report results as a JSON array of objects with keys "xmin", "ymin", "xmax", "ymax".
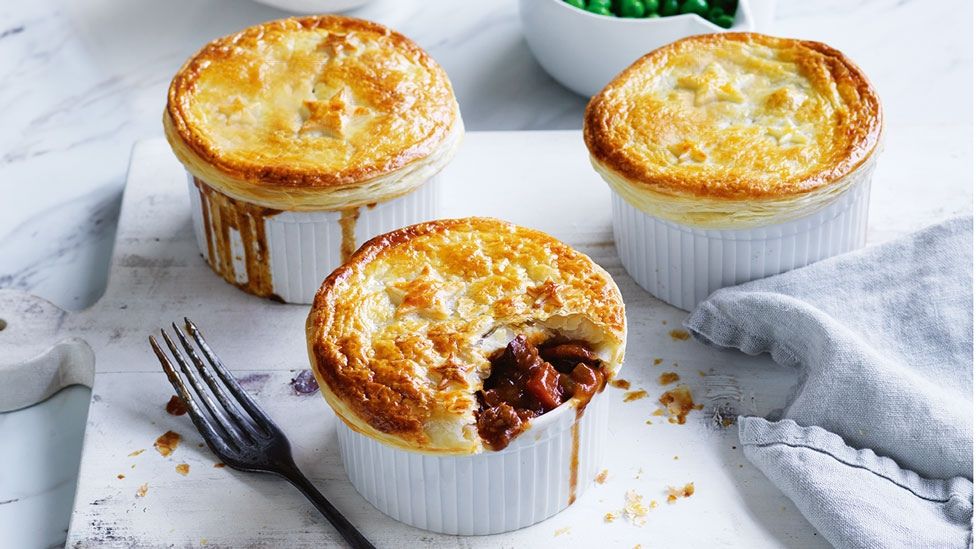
[{"xmin": 476, "ymin": 335, "xmax": 606, "ymax": 450}]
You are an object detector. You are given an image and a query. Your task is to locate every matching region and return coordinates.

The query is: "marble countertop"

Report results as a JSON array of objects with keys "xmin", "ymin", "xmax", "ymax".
[{"xmin": 0, "ymin": 0, "xmax": 971, "ymax": 546}]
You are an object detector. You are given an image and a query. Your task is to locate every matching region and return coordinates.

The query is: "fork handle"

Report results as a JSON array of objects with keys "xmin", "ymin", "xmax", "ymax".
[{"xmin": 284, "ymin": 470, "xmax": 377, "ymax": 549}]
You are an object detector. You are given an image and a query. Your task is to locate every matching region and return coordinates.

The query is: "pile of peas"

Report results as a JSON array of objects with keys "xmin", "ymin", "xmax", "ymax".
[{"xmin": 564, "ymin": 0, "xmax": 738, "ymax": 29}]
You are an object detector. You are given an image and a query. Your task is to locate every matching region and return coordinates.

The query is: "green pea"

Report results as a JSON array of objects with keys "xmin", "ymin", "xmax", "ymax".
[
  {"xmin": 588, "ymin": 0, "xmax": 612, "ymax": 8},
  {"xmin": 660, "ymin": 0, "xmax": 679, "ymax": 16},
  {"xmin": 644, "ymin": 0, "xmax": 660, "ymax": 13},
  {"xmin": 708, "ymin": 6, "xmax": 725, "ymax": 19},
  {"xmin": 645, "ymin": 12, "xmax": 661, "ymax": 18},
  {"xmin": 586, "ymin": 4, "xmax": 613, "ymax": 15},
  {"xmin": 680, "ymin": 0, "xmax": 709, "ymax": 16},
  {"xmin": 713, "ymin": 13, "xmax": 735, "ymax": 28},
  {"xmin": 564, "ymin": 0, "xmax": 586, "ymax": 8},
  {"xmin": 620, "ymin": 0, "xmax": 645, "ymax": 17}
]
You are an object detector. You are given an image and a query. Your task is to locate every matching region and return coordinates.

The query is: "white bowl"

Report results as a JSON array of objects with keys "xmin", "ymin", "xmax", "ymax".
[
  {"xmin": 249, "ymin": 0, "xmax": 375, "ymax": 14},
  {"xmin": 519, "ymin": 0, "xmax": 773, "ymax": 97}
]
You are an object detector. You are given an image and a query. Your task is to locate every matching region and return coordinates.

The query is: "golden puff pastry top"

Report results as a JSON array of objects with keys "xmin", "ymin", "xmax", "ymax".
[
  {"xmin": 306, "ymin": 218, "xmax": 626, "ymax": 454},
  {"xmin": 165, "ymin": 16, "xmax": 462, "ymax": 211},
  {"xmin": 585, "ymin": 33, "xmax": 882, "ymax": 228}
]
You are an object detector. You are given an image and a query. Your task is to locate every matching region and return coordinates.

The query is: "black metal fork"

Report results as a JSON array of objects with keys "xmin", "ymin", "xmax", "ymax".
[{"xmin": 149, "ymin": 318, "xmax": 375, "ymax": 549}]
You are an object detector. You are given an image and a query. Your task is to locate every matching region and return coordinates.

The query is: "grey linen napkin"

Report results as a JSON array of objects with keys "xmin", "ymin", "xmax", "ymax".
[{"xmin": 685, "ymin": 216, "xmax": 974, "ymax": 548}]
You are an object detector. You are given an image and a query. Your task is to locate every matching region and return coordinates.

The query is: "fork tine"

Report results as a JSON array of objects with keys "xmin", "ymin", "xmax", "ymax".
[
  {"xmin": 172, "ymin": 323, "xmax": 264, "ymax": 439},
  {"xmin": 184, "ymin": 318, "xmax": 279, "ymax": 430},
  {"xmin": 160, "ymin": 329, "xmax": 244, "ymax": 449},
  {"xmin": 149, "ymin": 336, "xmax": 232, "ymax": 455}
]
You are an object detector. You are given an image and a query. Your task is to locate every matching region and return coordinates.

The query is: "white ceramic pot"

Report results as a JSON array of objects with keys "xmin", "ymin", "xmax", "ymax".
[
  {"xmin": 519, "ymin": 0, "xmax": 776, "ymax": 97},
  {"xmin": 610, "ymin": 162, "xmax": 876, "ymax": 312},
  {"xmin": 336, "ymin": 389, "xmax": 610, "ymax": 535},
  {"xmin": 186, "ymin": 173, "xmax": 440, "ymax": 304}
]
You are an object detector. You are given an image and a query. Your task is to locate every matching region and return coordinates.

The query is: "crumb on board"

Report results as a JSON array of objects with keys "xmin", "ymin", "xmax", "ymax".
[
  {"xmin": 635, "ymin": 467, "xmax": 644, "ymax": 480},
  {"xmin": 604, "ymin": 511, "xmax": 618, "ymax": 523},
  {"xmin": 135, "ymin": 483, "xmax": 149, "ymax": 498},
  {"xmin": 658, "ymin": 372, "xmax": 680, "ymax": 385},
  {"xmin": 154, "ymin": 431, "xmax": 182, "ymax": 457},
  {"xmin": 623, "ymin": 389, "xmax": 648, "ymax": 402},
  {"xmin": 610, "ymin": 379, "xmax": 631, "ymax": 390},
  {"xmin": 669, "ymin": 329, "xmax": 691, "ymax": 341},
  {"xmin": 214, "ymin": 462, "xmax": 226, "ymax": 468},
  {"xmin": 652, "ymin": 409, "xmax": 665, "ymax": 417},
  {"xmin": 673, "ymin": 455, "xmax": 679, "ymax": 460},
  {"xmin": 623, "ymin": 490, "xmax": 649, "ymax": 526},
  {"xmin": 595, "ymin": 469, "xmax": 610, "ymax": 484},
  {"xmin": 176, "ymin": 463, "xmax": 190, "ymax": 476},
  {"xmin": 658, "ymin": 386, "xmax": 704, "ymax": 424},
  {"xmin": 666, "ymin": 482, "xmax": 695, "ymax": 504},
  {"xmin": 165, "ymin": 395, "xmax": 187, "ymax": 416},
  {"xmin": 128, "ymin": 449, "xmax": 145, "ymax": 457},
  {"xmin": 650, "ymin": 500, "xmax": 658, "ymax": 509},
  {"xmin": 698, "ymin": 370, "xmax": 707, "ymax": 377},
  {"xmin": 116, "ymin": 474, "xmax": 125, "ymax": 480},
  {"xmin": 554, "ymin": 526, "xmax": 571, "ymax": 536},
  {"xmin": 645, "ymin": 419, "xmax": 653, "ymax": 425},
  {"xmin": 653, "ymin": 358, "xmax": 663, "ymax": 366}
]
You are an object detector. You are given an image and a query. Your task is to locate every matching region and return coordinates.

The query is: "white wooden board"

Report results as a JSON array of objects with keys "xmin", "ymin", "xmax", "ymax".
[{"xmin": 3, "ymin": 128, "xmax": 969, "ymax": 547}]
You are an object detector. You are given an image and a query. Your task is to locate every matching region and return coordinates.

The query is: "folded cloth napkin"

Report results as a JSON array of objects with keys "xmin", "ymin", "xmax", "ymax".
[{"xmin": 685, "ymin": 216, "xmax": 974, "ymax": 548}]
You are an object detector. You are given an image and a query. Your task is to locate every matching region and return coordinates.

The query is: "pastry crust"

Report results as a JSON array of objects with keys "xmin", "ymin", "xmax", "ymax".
[
  {"xmin": 584, "ymin": 33, "xmax": 882, "ymax": 227},
  {"xmin": 306, "ymin": 218, "xmax": 626, "ymax": 455},
  {"xmin": 165, "ymin": 16, "xmax": 462, "ymax": 211}
]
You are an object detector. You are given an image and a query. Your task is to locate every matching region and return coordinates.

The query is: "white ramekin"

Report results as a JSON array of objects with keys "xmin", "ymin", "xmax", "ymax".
[
  {"xmin": 336, "ymin": 389, "xmax": 610, "ymax": 535},
  {"xmin": 611, "ymin": 173, "xmax": 874, "ymax": 312},
  {"xmin": 186, "ymin": 174, "xmax": 440, "ymax": 304}
]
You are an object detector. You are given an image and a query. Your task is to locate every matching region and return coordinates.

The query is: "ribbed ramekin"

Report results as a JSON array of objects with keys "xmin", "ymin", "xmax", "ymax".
[
  {"xmin": 186, "ymin": 173, "xmax": 440, "ymax": 304},
  {"xmin": 335, "ymin": 389, "xmax": 609, "ymax": 535},
  {"xmin": 611, "ymin": 170, "xmax": 874, "ymax": 312}
]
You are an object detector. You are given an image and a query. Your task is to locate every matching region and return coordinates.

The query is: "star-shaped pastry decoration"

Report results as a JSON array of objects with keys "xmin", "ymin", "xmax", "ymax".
[
  {"xmin": 668, "ymin": 140, "xmax": 708, "ymax": 163},
  {"xmin": 676, "ymin": 63, "xmax": 745, "ymax": 106},
  {"xmin": 300, "ymin": 87, "xmax": 370, "ymax": 138},
  {"xmin": 765, "ymin": 122, "xmax": 810, "ymax": 146},
  {"xmin": 316, "ymin": 32, "xmax": 360, "ymax": 58},
  {"xmin": 216, "ymin": 96, "xmax": 253, "ymax": 124}
]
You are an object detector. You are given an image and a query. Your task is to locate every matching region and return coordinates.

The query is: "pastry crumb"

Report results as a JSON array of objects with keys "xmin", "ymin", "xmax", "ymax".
[
  {"xmin": 165, "ymin": 395, "xmax": 187, "ymax": 416},
  {"xmin": 634, "ymin": 467, "xmax": 644, "ymax": 480},
  {"xmin": 673, "ymin": 455, "xmax": 679, "ymax": 460},
  {"xmin": 669, "ymin": 329, "xmax": 690, "ymax": 341},
  {"xmin": 135, "ymin": 483, "xmax": 149, "ymax": 498},
  {"xmin": 623, "ymin": 490, "xmax": 649, "ymax": 526},
  {"xmin": 658, "ymin": 386, "xmax": 703, "ymax": 424},
  {"xmin": 658, "ymin": 372, "xmax": 680, "ymax": 385},
  {"xmin": 623, "ymin": 389, "xmax": 648, "ymax": 402},
  {"xmin": 604, "ymin": 511, "xmax": 617, "ymax": 523},
  {"xmin": 666, "ymin": 482, "xmax": 695, "ymax": 504},
  {"xmin": 116, "ymin": 474, "xmax": 125, "ymax": 480},
  {"xmin": 650, "ymin": 499, "xmax": 658, "ymax": 509},
  {"xmin": 176, "ymin": 463, "xmax": 190, "ymax": 476},
  {"xmin": 610, "ymin": 379, "xmax": 631, "ymax": 390},
  {"xmin": 128, "ymin": 449, "xmax": 145, "ymax": 457},
  {"xmin": 595, "ymin": 469, "xmax": 610, "ymax": 484},
  {"xmin": 214, "ymin": 462, "xmax": 226, "ymax": 468},
  {"xmin": 554, "ymin": 526, "xmax": 571, "ymax": 536},
  {"xmin": 653, "ymin": 358, "xmax": 663, "ymax": 366},
  {"xmin": 154, "ymin": 431, "xmax": 182, "ymax": 457}
]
